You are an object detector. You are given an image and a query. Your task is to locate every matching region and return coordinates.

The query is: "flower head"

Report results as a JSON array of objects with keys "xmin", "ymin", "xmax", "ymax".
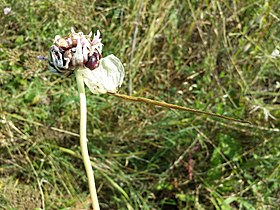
[
  {"xmin": 271, "ymin": 48, "xmax": 280, "ymax": 58},
  {"xmin": 3, "ymin": 7, "xmax": 11, "ymax": 15},
  {"xmin": 49, "ymin": 28, "xmax": 124, "ymax": 94},
  {"xmin": 49, "ymin": 28, "xmax": 102, "ymax": 75}
]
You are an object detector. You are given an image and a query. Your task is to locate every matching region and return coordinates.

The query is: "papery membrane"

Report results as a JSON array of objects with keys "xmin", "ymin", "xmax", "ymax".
[{"xmin": 78, "ymin": 54, "xmax": 125, "ymax": 94}]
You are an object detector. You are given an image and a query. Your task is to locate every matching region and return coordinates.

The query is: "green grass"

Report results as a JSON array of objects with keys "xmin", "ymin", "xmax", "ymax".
[{"xmin": 0, "ymin": 0, "xmax": 279, "ymax": 209}]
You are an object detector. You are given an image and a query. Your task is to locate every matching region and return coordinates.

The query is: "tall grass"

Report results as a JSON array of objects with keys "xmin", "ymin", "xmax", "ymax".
[{"xmin": 0, "ymin": 0, "xmax": 279, "ymax": 209}]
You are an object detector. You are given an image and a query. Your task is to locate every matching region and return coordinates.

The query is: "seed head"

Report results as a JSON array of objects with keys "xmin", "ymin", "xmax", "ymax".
[
  {"xmin": 49, "ymin": 28, "xmax": 103, "ymax": 76},
  {"xmin": 48, "ymin": 28, "xmax": 125, "ymax": 94}
]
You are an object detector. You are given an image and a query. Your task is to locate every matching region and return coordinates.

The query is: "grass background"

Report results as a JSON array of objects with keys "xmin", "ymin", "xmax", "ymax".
[{"xmin": 0, "ymin": 0, "xmax": 279, "ymax": 209}]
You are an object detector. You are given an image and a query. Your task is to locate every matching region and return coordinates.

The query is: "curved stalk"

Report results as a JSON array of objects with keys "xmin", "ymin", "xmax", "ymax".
[{"xmin": 75, "ymin": 70, "xmax": 100, "ymax": 210}]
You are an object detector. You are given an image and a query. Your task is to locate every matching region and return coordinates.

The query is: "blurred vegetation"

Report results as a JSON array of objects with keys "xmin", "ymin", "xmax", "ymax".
[{"xmin": 0, "ymin": 0, "xmax": 279, "ymax": 209}]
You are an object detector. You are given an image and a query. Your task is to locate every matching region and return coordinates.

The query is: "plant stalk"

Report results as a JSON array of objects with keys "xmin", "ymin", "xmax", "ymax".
[
  {"xmin": 108, "ymin": 92, "xmax": 250, "ymax": 124},
  {"xmin": 75, "ymin": 70, "xmax": 100, "ymax": 210}
]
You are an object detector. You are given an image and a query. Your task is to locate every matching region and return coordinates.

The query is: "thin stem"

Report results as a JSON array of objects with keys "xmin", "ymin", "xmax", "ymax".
[
  {"xmin": 75, "ymin": 70, "xmax": 100, "ymax": 210},
  {"xmin": 108, "ymin": 92, "xmax": 251, "ymax": 124},
  {"xmin": 129, "ymin": 0, "xmax": 142, "ymax": 95}
]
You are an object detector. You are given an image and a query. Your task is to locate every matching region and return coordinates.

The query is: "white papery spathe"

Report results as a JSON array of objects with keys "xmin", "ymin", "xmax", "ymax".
[{"xmin": 77, "ymin": 54, "xmax": 125, "ymax": 94}]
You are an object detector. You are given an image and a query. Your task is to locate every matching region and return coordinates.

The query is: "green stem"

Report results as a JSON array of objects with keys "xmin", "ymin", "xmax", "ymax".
[{"xmin": 75, "ymin": 70, "xmax": 100, "ymax": 210}]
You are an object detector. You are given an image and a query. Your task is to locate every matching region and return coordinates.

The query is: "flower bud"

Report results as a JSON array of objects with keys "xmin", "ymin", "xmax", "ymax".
[
  {"xmin": 85, "ymin": 52, "xmax": 101, "ymax": 70},
  {"xmin": 54, "ymin": 35, "xmax": 69, "ymax": 49}
]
